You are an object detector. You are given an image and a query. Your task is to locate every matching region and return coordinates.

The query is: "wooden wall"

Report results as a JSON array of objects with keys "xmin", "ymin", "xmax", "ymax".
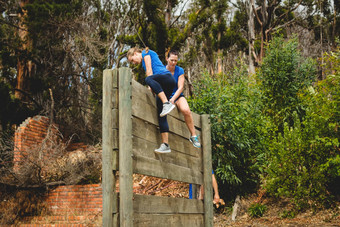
[{"xmin": 102, "ymin": 68, "xmax": 212, "ymax": 227}]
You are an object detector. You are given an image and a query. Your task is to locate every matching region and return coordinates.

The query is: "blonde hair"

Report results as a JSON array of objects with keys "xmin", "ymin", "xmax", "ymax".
[{"xmin": 127, "ymin": 47, "xmax": 149, "ymax": 58}]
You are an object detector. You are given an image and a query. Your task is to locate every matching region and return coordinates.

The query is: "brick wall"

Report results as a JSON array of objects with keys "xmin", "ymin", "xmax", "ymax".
[
  {"xmin": 17, "ymin": 184, "xmax": 103, "ymax": 226},
  {"xmin": 13, "ymin": 116, "xmax": 50, "ymax": 170},
  {"xmin": 13, "ymin": 115, "xmax": 87, "ymax": 171},
  {"xmin": 45, "ymin": 184, "xmax": 103, "ymax": 215}
]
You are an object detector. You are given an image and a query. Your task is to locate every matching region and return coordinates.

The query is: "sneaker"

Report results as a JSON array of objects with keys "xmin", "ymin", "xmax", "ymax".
[
  {"xmin": 154, "ymin": 143, "xmax": 171, "ymax": 153},
  {"xmin": 189, "ymin": 136, "xmax": 201, "ymax": 148},
  {"xmin": 159, "ymin": 102, "xmax": 176, "ymax": 117}
]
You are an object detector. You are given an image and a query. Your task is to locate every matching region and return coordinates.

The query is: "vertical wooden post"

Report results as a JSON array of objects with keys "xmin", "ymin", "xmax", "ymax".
[
  {"xmin": 102, "ymin": 69, "xmax": 119, "ymax": 227},
  {"xmin": 202, "ymin": 114, "xmax": 213, "ymax": 227},
  {"xmin": 191, "ymin": 185, "xmax": 198, "ymax": 199},
  {"xmin": 118, "ymin": 67, "xmax": 133, "ymax": 227}
]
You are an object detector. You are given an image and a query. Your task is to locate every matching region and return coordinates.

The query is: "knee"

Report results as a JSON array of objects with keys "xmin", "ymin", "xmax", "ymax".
[
  {"xmin": 145, "ymin": 76, "xmax": 151, "ymax": 85},
  {"xmin": 181, "ymin": 107, "xmax": 191, "ymax": 117}
]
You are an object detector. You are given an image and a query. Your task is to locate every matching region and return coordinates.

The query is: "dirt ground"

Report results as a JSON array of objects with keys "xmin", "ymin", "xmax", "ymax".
[{"xmin": 213, "ymin": 197, "xmax": 340, "ymax": 227}]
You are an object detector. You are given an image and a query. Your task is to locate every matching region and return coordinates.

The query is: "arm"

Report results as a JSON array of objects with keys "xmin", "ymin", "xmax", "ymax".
[
  {"xmin": 144, "ymin": 55, "xmax": 153, "ymax": 76},
  {"xmin": 170, "ymin": 74, "xmax": 184, "ymax": 104},
  {"xmin": 212, "ymin": 174, "xmax": 220, "ymax": 203}
]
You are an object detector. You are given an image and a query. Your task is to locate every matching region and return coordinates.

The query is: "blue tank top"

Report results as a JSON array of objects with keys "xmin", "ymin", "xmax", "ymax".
[
  {"xmin": 171, "ymin": 66, "xmax": 185, "ymax": 96},
  {"xmin": 142, "ymin": 50, "xmax": 170, "ymax": 75}
]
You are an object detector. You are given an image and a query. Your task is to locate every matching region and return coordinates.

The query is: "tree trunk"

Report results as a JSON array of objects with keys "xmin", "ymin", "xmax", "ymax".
[
  {"xmin": 332, "ymin": 1, "xmax": 336, "ymax": 49},
  {"xmin": 319, "ymin": 0, "xmax": 324, "ymax": 79},
  {"xmin": 248, "ymin": 0, "xmax": 256, "ymax": 75},
  {"xmin": 165, "ymin": 0, "xmax": 172, "ymax": 28},
  {"xmin": 15, "ymin": 0, "xmax": 33, "ymax": 100},
  {"xmin": 259, "ymin": 1, "xmax": 268, "ymax": 62},
  {"xmin": 217, "ymin": 30, "xmax": 222, "ymax": 74},
  {"xmin": 186, "ymin": 69, "xmax": 194, "ymax": 97}
]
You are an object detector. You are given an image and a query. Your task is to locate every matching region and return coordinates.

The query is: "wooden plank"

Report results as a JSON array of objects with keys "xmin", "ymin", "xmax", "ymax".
[
  {"xmin": 132, "ymin": 96, "xmax": 201, "ymax": 138},
  {"xmin": 118, "ymin": 67, "xmax": 133, "ymax": 227},
  {"xmin": 102, "ymin": 69, "xmax": 118, "ymax": 227},
  {"xmin": 201, "ymin": 114, "xmax": 213, "ymax": 227},
  {"xmin": 131, "ymin": 100, "xmax": 202, "ymax": 145},
  {"xmin": 132, "ymin": 155, "xmax": 203, "ymax": 184},
  {"xmin": 133, "ymin": 194, "xmax": 204, "ymax": 214},
  {"xmin": 132, "ymin": 117, "xmax": 201, "ymax": 158},
  {"xmin": 132, "ymin": 79, "xmax": 201, "ymax": 129},
  {"xmin": 134, "ymin": 214, "xmax": 204, "ymax": 227},
  {"xmin": 132, "ymin": 136, "xmax": 202, "ymax": 172}
]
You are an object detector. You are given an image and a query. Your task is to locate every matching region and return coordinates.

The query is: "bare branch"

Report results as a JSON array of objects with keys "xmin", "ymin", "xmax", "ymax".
[
  {"xmin": 252, "ymin": 3, "xmax": 263, "ymax": 26},
  {"xmin": 270, "ymin": 0, "xmax": 303, "ymax": 30}
]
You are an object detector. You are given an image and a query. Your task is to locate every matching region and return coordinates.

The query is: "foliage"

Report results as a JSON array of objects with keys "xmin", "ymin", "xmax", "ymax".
[
  {"xmin": 0, "ymin": 0, "xmax": 125, "ymax": 143},
  {"xmin": 0, "ymin": 81, "xmax": 36, "ymax": 129},
  {"xmin": 259, "ymin": 36, "xmax": 316, "ymax": 131},
  {"xmin": 0, "ymin": 129, "xmax": 13, "ymax": 170},
  {"xmin": 189, "ymin": 61, "xmax": 268, "ymax": 198},
  {"xmin": 248, "ymin": 203, "xmax": 267, "ymax": 218},
  {"xmin": 280, "ymin": 209, "xmax": 297, "ymax": 219},
  {"xmin": 0, "ymin": 185, "xmax": 47, "ymax": 225},
  {"xmin": 264, "ymin": 46, "xmax": 340, "ymax": 208}
]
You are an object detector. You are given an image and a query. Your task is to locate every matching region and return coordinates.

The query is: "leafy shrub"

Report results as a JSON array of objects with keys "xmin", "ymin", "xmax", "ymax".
[
  {"xmin": 248, "ymin": 203, "xmax": 267, "ymax": 218},
  {"xmin": 189, "ymin": 63, "xmax": 268, "ymax": 197},
  {"xmin": 264, "ymin": 47, "xmax": 340, "ymax": 208},
  {"xmin": 258, "ymin": 36, "xmax": 316, "ymax": 130},
  {"xmin": 0, "ymin": 186, "xmax": 47, "ymax": 225},
  {"xmin": 280, "ymin": 209, "xmax": 297, "ymax": 219}
]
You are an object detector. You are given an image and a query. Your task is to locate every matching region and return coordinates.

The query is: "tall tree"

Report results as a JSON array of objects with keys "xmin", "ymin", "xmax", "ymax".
[{"xmin": 251, "ymin": 0, "xmax": 303, "ymax": 63}]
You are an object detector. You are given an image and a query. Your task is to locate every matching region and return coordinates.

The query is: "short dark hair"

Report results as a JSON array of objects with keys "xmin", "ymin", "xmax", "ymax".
[{"xmin": 167, "ymin": 50, "xmax": 179, "ymax": 58}]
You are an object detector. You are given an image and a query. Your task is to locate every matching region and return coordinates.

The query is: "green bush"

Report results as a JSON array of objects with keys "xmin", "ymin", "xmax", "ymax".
[
  {"xmin": 280, "ymin": 209, "xmax": 297, "ymax": 219},
  {"xmin": 189, "ymin": 63, "xmax": 268, "ymax": 197},
  {"xmin": 248, "ymin": 203, "xmax": 267, "ymax": 218},
  {"xmin": 258, "ymin": 36, "xmax": 316, "ymax": 131},
  {"xmin": 264, "ymin": 46, "xmax": 340, "ymax": 208}
]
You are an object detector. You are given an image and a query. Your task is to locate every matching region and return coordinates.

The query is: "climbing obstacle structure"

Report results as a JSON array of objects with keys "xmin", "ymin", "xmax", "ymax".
[{"xmin": 102, "ymin": 68, "xmax": 213, "ymax": 227}]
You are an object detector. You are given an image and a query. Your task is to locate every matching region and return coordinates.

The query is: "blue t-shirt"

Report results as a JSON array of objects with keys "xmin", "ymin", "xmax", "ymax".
[
  {"xmin": 171, "ymin": 65, "xmax": 185, "ymax": 97},
  {"xmin": 142, "ymin": 50, "xmax": 170, "ymax": 75}
]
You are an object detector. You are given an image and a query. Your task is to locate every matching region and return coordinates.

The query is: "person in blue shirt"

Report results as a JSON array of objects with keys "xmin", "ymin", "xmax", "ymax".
[
  {"xmin": 127, "ymin": 47, "xmax": 176, "ymax": 153},
  {"xmin": 166, "ymin": 50, "xmax": 224, "ymax": 206},
  {"xmin": 165, "ymin": 50, "xmax": 200, "ymax": 148}
]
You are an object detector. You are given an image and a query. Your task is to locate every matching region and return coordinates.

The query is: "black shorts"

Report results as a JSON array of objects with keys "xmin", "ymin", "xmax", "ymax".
[{"xmin": 174, "ymin": 94, "xmax": 185, "ymax": 103}]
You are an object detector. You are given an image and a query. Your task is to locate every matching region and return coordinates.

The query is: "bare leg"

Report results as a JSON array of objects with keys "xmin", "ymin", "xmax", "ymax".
[
  {"xmin": 175, "ymin": 97, "xmax": 196, "ymax": 136},
  {"xmin": 161, "ymin": 132, "xmax": 168, "ymax": 144}
]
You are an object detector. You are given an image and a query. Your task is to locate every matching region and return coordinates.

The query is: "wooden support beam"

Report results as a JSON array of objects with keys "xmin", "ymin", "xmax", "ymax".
[
  {"xmin": 118, "ymin": 67, "xmax": 133, "ymax": 227},
  {"xmin": 102, "ymin": 69, "xmax": 118, "ymax": 227},
  {"xmin": 202, "ymin": 114, "xmax": 213, "ymax": 227}
]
